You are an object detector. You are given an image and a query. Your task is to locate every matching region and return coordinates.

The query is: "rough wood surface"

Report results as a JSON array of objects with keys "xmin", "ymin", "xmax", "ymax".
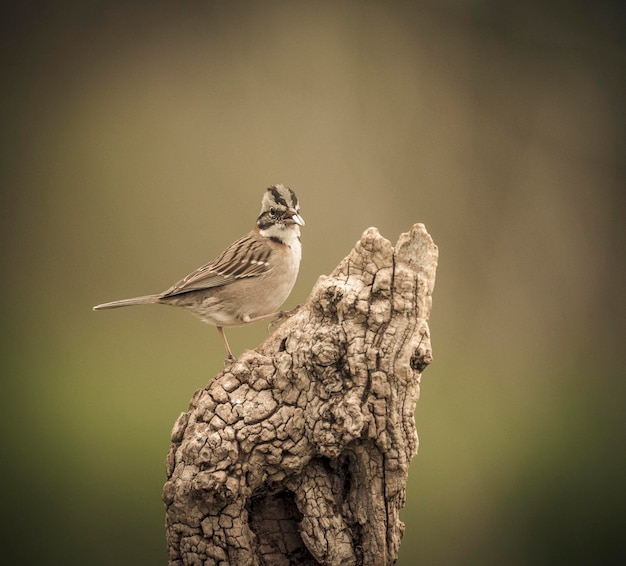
[{"xmin": 163, "ymin": 224, "xmax": 438, "ymax": 566}]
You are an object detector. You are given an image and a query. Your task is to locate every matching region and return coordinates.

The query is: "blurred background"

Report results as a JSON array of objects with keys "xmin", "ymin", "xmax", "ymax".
[{"xmin": 1, "ymin": 1, "xmax": 624, "ymax": 564}]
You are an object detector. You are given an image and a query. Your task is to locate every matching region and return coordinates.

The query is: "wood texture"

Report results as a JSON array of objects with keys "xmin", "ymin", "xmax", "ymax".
[{"xmin": 163, "ymin": 224, "xmax": 438, "ymax": 565}]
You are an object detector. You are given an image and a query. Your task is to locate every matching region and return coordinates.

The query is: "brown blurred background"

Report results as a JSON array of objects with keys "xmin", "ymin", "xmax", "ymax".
[{"xmin": 1, "ymin": 1, "xmax": 624, "ymax": 564}]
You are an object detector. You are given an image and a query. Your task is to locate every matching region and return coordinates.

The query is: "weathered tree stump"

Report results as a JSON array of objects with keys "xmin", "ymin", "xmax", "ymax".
[{"xmin": 163, "ymin": 223, "xmax": 438, "ymax": 566}]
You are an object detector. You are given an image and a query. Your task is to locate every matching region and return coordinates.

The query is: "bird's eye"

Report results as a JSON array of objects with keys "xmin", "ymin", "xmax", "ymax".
[{"xmin": 269, "ymin": 207, "xmax": 277, "ymax": 217}]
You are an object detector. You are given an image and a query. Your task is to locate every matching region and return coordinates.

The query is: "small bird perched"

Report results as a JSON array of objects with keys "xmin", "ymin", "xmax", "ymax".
[{"xmin": 93, "ymin": 184, "xmax": 304, "ymax": 360}]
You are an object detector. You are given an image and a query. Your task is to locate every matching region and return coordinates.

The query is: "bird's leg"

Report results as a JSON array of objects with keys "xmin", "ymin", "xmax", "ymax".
[
  {"xmin": 243, "ymin": 306, "xmax": 302, "ymax": 331},
  {"xmin": 216, "ymin": 326, "xmax": 235, "ymax": 361},
  {"xmin": 273, "ymin": 304, "xmax": 301, "ymax": 322}
]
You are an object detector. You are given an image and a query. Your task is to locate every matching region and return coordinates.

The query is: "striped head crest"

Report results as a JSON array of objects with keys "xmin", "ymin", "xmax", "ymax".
[{"xmin": 257, "ymin": 184, "xmax": 304, "ymax": 230}]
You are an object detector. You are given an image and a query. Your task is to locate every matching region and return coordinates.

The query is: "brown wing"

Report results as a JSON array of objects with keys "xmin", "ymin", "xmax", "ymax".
[{"xmin": 161, "ymin": 231, "xmax": 273, "ymax": 297}]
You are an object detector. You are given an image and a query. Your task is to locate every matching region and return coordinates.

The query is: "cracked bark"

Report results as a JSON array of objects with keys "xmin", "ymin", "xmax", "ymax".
[{"xmin": 163, "ymin": 223, "xmax": 438, "ymax": 566}]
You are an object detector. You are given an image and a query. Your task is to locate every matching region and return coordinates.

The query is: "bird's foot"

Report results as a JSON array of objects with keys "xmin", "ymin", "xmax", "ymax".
[{"xmin": 268, "ymin": 305, "xmax": 301, "ymax": 331}]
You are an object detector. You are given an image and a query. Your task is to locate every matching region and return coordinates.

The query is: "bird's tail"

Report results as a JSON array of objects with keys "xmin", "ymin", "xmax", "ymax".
[{"xmin": 93, "ymin": 294, "xmax": 160, "ymax": 311}]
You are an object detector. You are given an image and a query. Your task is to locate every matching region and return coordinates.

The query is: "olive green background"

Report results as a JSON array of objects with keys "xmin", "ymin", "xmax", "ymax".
[{"xmin": 2, "ymin": 2, "xmax": 624, "ymax": 564}]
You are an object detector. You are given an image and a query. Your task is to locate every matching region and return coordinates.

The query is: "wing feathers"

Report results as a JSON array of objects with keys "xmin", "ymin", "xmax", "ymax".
[{"xmin": 161, "ymin": 232, "xmax": 273, "ymax": 297}]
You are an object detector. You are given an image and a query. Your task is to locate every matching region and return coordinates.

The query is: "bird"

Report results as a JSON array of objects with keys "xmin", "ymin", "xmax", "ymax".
[{"xmin": 93, "ymin": 184, "xmax": 304, "ymax": 360}]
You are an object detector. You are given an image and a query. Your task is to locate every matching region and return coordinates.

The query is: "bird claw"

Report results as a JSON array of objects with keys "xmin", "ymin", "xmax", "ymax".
[{"xmin": 268, "ymin": 305, "xmax": 301, "ymax": 331}]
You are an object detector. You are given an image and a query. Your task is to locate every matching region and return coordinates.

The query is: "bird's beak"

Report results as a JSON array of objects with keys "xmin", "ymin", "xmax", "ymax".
[{"xmin": 286, "ymin": 209, "xmax": 305, "ymax": 226}]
